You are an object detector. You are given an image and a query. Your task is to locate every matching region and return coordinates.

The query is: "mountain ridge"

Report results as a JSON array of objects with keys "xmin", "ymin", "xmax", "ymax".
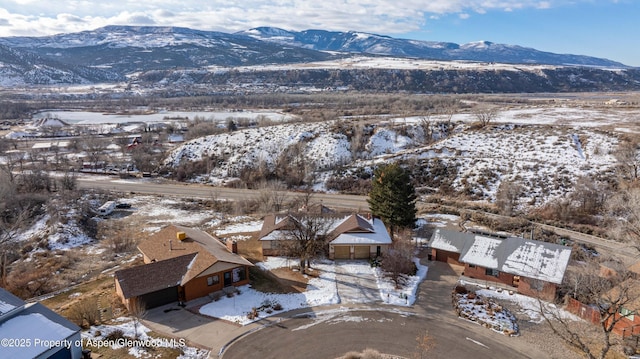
[
  {"xmin": 237, "ymin": 26, "xmax": 627, "ymax": 68},
  {"xmin": 0, "ymin": 25, "xmax": 636, "ymax": 89}
]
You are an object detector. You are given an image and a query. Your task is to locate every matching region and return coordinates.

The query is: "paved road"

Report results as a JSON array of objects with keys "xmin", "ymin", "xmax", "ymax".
[
  {"xmin": 222, "ymin": 309, "xmax": 533, "ymax": 359},
  {"xmin": 76, "ymin": 175, "xmax": 370, "ymax": 211}
]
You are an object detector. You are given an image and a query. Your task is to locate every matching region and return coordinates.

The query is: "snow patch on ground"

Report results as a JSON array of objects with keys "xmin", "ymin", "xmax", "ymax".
[
  {"xmin": 200, "ymin": 260, "xmax": 339, "ymax": 325},
  {"xmin": 83, "ymin": 317, "xmax": 209, "ymax": 359},
  {"xmin": 201, "ymin": 257, "xmax": 428, "ymax": 325}
]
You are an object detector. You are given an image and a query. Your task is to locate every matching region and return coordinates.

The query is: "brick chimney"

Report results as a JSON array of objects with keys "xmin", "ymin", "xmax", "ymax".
[{"xmin": 226, "ymin": 240, "xmax": 238, "ymax": 254}]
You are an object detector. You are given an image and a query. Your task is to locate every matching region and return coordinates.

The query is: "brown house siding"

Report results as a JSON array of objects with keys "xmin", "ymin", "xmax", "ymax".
[
  {"xmin": 517, "ymin": 277, "xmax": 557, "ymax": 302},
  {"xmin": 566, "ymin": 297, "xmax": 601, "ymax": 324},
  {"xmin": 464, "ymin": 264, "xmax": 558, "ymax": 301},
  {"xmin": 114, "ymin": 277, "xmax": 130, "ymax": 310},
  {"xmin": 183, "ymin": 266, "xmax": 251, "ymax": 301},
  {"xmin": 611, "ymin": 315, "xmax": 640, "ymax": 338},
  {"xmin": 463, "ymin": 264, "xmax": 515, "ymax": 287},
  {"xmin": 432, "ymin": 249, "xmax": 462, "ymax": 265},
  {"xmin": 567, "ymin": 298, "xmax": 640, "ymax": 338},
  {"xmin": 184, "ymin": 276, "xmax": 223, "ymax": 301}
]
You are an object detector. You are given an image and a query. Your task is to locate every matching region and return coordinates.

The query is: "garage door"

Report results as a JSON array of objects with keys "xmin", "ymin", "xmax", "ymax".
[
  {"xmin": 354, "ymin": 246, "xmax": 370, "ymax": 259},
  {"xmin": 435, "ymin": 250, "xmax": 461, "ymax": 265},
  {"xmin": 334, "ymin": 246, "xmax": 350, "ymax": 259},
  {"xmin": 139, "ymin": 286, "xmax": 179, "ymax": 309}
]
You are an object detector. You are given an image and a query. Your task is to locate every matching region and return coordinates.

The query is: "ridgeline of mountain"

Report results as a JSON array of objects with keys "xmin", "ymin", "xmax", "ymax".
[
  {"xmin": 238, "ymin": 27, "xmax": 627, "ymax": 68},
  {"xmin": 0, "ymin": 25, "xmax": 638, "ymax": 92}
]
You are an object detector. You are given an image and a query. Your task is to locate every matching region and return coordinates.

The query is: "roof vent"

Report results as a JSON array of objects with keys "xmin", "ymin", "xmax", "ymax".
[{"xmin": 176, "ymin": 232, "xmax": 187, "ymax": 241}]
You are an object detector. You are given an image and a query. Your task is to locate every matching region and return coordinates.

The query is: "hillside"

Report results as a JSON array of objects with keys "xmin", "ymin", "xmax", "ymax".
[{"xmin": 165, "ymin": 105, "xmax": 631, "ymax": 210}]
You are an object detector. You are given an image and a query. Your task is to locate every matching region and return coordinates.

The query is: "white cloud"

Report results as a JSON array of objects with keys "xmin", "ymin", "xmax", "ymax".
[{"xmin": 0, "ymin": 1, "xmax": 603, "ymax": 36}]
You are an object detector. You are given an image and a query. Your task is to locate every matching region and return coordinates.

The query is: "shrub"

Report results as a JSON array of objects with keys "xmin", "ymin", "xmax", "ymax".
[
  {"xmin": 69, "ymin": 299, "xmax": 101, "ymax": 328},
  {"xmin": 454, "ymin": 285, "xmax": 468, "ymax": 295},
  {"xmin": 104, "ymin": 329, "xmax": 125, "ymax": 341}
]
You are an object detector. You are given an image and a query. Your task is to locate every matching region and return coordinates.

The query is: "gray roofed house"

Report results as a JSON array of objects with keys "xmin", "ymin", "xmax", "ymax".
[
  {"xmin": 0, "ymin": 288, "xmax": 83, "ymax": 359},
  {"xmin": 429, "ymin": 229, "xmax": 475, "ymax": 254},
  {"xmin": 428, "ymin": 228, "xmax": 572, "ymax": 300}
]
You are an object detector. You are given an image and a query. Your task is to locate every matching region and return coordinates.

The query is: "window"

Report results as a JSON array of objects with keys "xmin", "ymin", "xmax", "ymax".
[
  {"xmin": 485, "ymin": 268, "xmax": 499, "ymax": 277},
  {"xmin": 232, "ymin": 267, "xmax": 246, "ymax": 283},
  {"xmin": 207, "ymin": 275, "xmax": 220, "ymax": 286},
  {"xmin": 620, "ymin": 307, "xmax": 635, "ymax": 321},
  {"xmin": 468, "ymin": 264, "xmax": 476, "ymax": 268}
]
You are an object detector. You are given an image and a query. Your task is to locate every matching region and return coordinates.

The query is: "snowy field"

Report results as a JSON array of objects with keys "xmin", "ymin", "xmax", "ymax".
[{"xmin": 31, "ymin": 109, "xmax": 295, "ymax": 125}]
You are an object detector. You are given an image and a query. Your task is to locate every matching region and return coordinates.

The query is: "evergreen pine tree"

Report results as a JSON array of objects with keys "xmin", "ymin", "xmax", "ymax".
[{"xmin": 367, "ymin": 163, "xmax": 417, "ymax": 238}]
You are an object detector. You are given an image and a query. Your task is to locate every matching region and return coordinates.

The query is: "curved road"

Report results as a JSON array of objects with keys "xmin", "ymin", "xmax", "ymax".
[{"xmin": 221, "ymin": 260, "xmax": 551, "ymax": 359}]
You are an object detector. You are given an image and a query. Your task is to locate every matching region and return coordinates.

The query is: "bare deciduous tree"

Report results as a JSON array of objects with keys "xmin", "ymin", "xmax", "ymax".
[
  {"xmin": 381, "ymin": 232, "xmax": 416, "ymax": 289},
  {"xmin": 128, "ymin": 297, "xmax": 147, "ymax": 339},
  {"xmin": 0, "ymin": 206, "xmax": 31, "ymax": 287},
  {"xmin": 83, "ymin": 137, "xmax": 108, "ymax": 169},
  {"xmin": 257, "ymin": 180, "xmax": 289, "ymax": 213},
  {"xmin": 281, "ymin": 214, "xmax": 334, "ymax": 271},
  {"xmin": 474, "ymin": 107, "xmax": 498, "ymax": 128},
  {"xmin": 544, "ymin": 260, "xmax": 638, "ymax": 359},
  {"xmin": 606, "ymin": 187, "xmax": 640, "ymax": 248},
  {"xmin": 495, "ymin": 179, "xmax": 523, "ymax": 216},
  {"xmin": 614, "ymin": 137, "xmax": 640, "ymax": 183},
  {"xmin": 0, "ymin": 151, "xmax": 24, "ymax": 183},
  {"xmin": 418, "ymin": 115, "xmax": 433, "ymax": 144}
]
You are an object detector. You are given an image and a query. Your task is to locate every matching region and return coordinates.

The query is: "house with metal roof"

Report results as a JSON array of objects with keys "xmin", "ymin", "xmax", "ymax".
[
  {"xmin": 428, "ymin": 228, "xmax": 572, "ymax": 300},
  {"xmin": 0, "ymin": 288, "xmax": 82, "ymax": 359},
  {"xmin": 115, "ymin": 225, "xmax": 253, "ymax": 310}
]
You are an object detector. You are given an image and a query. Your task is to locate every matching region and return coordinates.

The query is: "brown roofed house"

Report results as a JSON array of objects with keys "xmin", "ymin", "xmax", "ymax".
[
  {"xmin": 258, "ymin": 214, "xmax": 302, "ymax": 256},
  {"xmin": 328, "ymin": 213, "xmax": 392, "ymax": 260},
  {"xmin": 115, "ymin": 225, "xmax": 253, "ymax": 310}
]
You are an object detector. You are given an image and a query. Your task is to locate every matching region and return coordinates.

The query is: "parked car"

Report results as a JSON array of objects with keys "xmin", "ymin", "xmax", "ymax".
[{"xmin": 115, "ymin": 202, "xmax": 132, "ymax": 209}]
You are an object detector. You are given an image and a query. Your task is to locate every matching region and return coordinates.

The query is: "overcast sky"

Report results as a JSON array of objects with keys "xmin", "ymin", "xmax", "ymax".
[{"xmin": 0, "ymin": 0, "xmax": 637, "ymax": 66}]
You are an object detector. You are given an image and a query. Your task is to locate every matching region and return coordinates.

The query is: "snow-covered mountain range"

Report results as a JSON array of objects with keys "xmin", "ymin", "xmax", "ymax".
[
  {"xmin": 238, "ymin": 27, "xmax": 626, "ymax": 68},
  {"xmin": 0, "ymin": 25, "xmax": 636, "ymax": 89}
]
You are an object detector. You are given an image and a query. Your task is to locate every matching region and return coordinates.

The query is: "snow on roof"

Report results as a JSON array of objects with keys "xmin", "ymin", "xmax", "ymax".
[
  {"xmin": 428, "ymin": 229, "xmax": 473, "ymax": 253},
  {"xmin": 0, "ymin": 303, "xmax": 80, "ymax": 358},
  {"xmin": 459, "ymin": 235, "xmax": 503, "ymax": 269},
  {"xmin": 0, "ymin": 300, "xmax": 16, "ymax": 315},
  {"xmin": 330, "ymin": 218, "xmax": 391, "ymax": 245},
  {"xmin": 501, "ymin": 238, "xmax": 572, "ymax": 284},
  {"xmin": 32, "ymin": 118, "xmax": 69, "ymax": 127},
  {"xmin": 0, "ymin": 289, "xmax": 24, "ymax": 317},
  {"xmin": 432, "ymin": 230, "xmax": 572, "ymax": 284},
  {"xmin": 260, "ymin": 230, "xmax": 297, "ymax": 241}
]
